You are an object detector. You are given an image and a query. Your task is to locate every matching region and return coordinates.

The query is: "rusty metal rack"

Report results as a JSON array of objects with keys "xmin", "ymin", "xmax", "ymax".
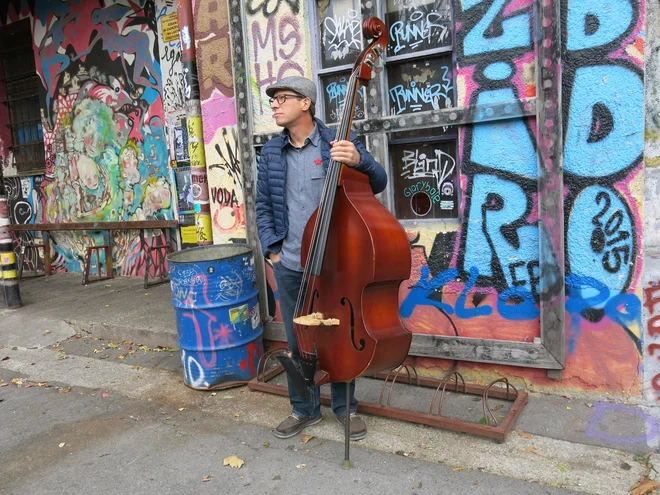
[{"xmin": 249, "ymin": 350, "xmax": 528, "ymax": 443}]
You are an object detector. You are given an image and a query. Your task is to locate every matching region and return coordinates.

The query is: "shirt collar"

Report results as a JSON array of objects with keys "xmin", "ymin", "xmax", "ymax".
[{"xmin": 285, "ymin": 123, "xmax": 320, "ymax": 149}]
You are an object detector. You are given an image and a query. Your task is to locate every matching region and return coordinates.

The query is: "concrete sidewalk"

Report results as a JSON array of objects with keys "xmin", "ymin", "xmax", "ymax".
[
  {"xmin": 6, "ymin": 273, "xmax": 179, "ymax": 348},
  {"xmin": 2, "ymin": 274, "xmax": 660, "ymax": 494}
]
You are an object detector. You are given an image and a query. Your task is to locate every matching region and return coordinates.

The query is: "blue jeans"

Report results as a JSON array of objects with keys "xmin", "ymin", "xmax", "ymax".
[{"xmin": 273, "ymin": 261, "xmax": 358, "ymax": 419}]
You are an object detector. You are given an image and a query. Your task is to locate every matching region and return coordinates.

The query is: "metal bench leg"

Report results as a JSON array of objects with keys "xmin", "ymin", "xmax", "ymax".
[{"xmin": 17, "ymin": 246, "xmax": 25, "ymax": 281}]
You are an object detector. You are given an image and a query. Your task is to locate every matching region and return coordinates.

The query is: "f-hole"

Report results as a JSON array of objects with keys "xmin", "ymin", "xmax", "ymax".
[
  {"xmin": 308, "ymin": 289, "xmax": 319, "ymax": 314},
  {"xmin": 341, "ymin": 297, "xmax": 365, "ymax": 351}
]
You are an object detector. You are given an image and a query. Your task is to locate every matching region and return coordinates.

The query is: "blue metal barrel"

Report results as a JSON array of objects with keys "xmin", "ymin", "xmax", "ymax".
[{"xmin": 167, "ymin": 244, "xmax": 264, "ymax": 389}]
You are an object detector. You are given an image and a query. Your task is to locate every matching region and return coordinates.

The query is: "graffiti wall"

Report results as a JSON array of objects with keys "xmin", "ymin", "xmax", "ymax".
[
  {"xmin": 244, "ymin": 0, "xmax": 646, "ymax": 396},
  {"xmin": 246, "ymin": 0, "xmax": 313, "ymax": 132},
  {"xmin": 194, "ymin": 0, "xmax": 246, "ymax": 243},
  {"xmin": 399, "ymin": 0, "xmax": 644, "ymax": 395},
  {"xmin": 1, "ymin": 0, "xmax": 175, "ymax": 275}
]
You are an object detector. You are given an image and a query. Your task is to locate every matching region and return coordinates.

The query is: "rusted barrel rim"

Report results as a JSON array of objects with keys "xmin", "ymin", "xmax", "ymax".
[{"xmin": 167, "ymin": 243, "xmax": 252, "ymax": 263}]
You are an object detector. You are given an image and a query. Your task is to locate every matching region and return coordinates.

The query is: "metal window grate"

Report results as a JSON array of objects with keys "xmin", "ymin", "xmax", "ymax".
[{"xmin": 0, "ymin": 19, "xmax": 45, "ymax": 175}]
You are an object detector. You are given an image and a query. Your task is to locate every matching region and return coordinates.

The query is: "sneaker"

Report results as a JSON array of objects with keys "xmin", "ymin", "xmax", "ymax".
[
  {"xmin": 336, "ymin": 413, "xmax": 367, "ymax": 441},
  {"xmin": 274, "ymin": 414, "xmax": 322, "ymax": 439}
]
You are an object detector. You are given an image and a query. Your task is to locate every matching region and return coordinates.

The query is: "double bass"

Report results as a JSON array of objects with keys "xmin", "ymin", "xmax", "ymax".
[{"xmin": 277, "ymin": 17, "xmax": 412, "ymax": 467}]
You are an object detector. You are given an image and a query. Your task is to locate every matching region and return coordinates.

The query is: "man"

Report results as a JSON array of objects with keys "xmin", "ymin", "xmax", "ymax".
[{"xmin": 255, "ymin": 76, "xmax": 388, "ymax": 441}]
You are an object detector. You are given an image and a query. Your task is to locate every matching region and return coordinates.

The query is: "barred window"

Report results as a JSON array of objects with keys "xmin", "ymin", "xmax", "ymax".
[
  {"xmin": 0, "ymin": 19, "xmax": 45, "ymax": 176},
  {"xmin": 313, "ymin": 0, "xmax": 459, "ymax": 221}
]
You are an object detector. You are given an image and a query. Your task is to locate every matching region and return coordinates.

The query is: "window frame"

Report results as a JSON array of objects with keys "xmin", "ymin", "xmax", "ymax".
[
  {"xmin": 0, "ymin": 19, "xmax": 45, "ymax": 177},
  {"xmin": 231, "ymin": 0, "xmax": 566, "ymax": 377}
]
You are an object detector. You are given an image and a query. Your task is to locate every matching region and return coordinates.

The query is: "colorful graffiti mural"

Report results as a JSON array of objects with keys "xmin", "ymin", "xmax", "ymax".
[
  {"xmin": 194, "ymin": 0, "xmax": 246, "ymax": 243},
  {"xmin": 1, "ymin": 0, "xmax": 175, "ymax": 274},
  {"xmin": 246, "ymin": 0, "xmax": 311, "ymax": 132},
  {"xmin": 395, "ymin": 0, "xmax": 644, "ymax": 394}
]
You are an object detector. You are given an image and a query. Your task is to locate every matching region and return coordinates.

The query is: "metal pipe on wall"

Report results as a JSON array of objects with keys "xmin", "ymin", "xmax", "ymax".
[
  {"xmin": 176, "ymin": 0, "xmax": 213, "ymax": 246},
  {"xmin": 0, "ymin": 195, "xmax": 21, "ymax": 308}
]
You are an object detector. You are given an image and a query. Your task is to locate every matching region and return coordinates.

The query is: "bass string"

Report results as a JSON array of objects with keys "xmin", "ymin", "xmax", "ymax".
[{"xmin": 294, "ymin": 66, "xmax": 361, "ymax": 356}]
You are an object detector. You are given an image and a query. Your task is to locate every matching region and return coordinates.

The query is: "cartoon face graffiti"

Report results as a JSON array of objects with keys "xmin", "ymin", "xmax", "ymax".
[
  {"xmin": 71, "ymin": 98, "xmax": 116, "ymax": 158},
  {"xmin": 77, "ymin": 155, "xmax": 100, "ymax": 190},
  {"xmin": 120, "ymin": 143, "xmax": 140, "ymax": 186},
  {"xmin": 141, "ymin": 177, "xmax": 172, "ymax": 218}
]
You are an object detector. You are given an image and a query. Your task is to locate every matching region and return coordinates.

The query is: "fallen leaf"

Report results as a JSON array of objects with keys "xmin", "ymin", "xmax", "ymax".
[
  {"xmin": 37, "ymin": 383, "xmax": 46, "ymax": 387},
  {"xmin": 273, "ymin": 476, "xmax": 281, "ymax": 481},
  {"xmin": 108, "ymin": 343, "xmax": 118, "ymax": 349},
  {"xmin": 295, "ymin": 464, "xmax": 306, "ymax": 469},
  {"xmin": 11, "ymin": 346, "xmax": 17, "ymax": 351},
  {"xmin": 115, "ymin": 355, "xmax": 125, "ymax": 360},
  {"xmin": 1, "ymin": 356, "xmax": 9, "ymax": 361},
  {"xmin": 223, "ymin": 455, "xmax": 245, "ymax": 469},
  {"xmin": 515, "ymin": 429, "xmax": 533, "ymax": 440},
  {"xmin": 524, "ymin": 446, "xmax": 538, "ymax": 454},
  {"xmin": 59, "ymin": 387, "xmax": 72, "ymax": 395},
  {"xmin": 263, "ymin": 442, "xmax": 270, "ymax": 448},
  {"xmin": 179, "ymin": 408, "xmax": 185, "ymax": 412},
  {"xmin": 223, "ymin": 395, "xmax": 233, "ymax": 399},
  {"xmin": 93, "ymin": 349, "xmax": 102, "ymax": 354},
  {"xmin": 492, "ymin": 404, "xmax": 504, "ymax": 411},
  {"xmin": 132, "ymin": 365, "xmax": 143, "ymax": 370},
  {"xmin": 557, "ymin": 464, "xmax": 568, "ymax": 472},
  {"xmin": 566, "ymin": 406, "xmax": 572, "ymax": 410},
  {"xmin": 631, "ymin": 479, "xmax": 660, "ymax": 495},
  {"xmin": 586, "ymin": 402, "xmax": 593, "ymax": 408},
  {"xmin": 0, "ymin": 383, "xmax": 7, "ymax": 387},
  {"xmin": 233, "ymin": 414, "xmax": 240, "ymax": 418},
  {"xmin": 201, "ymin": 475, "xmax": 214, "ymax": 482},
  {"xmin": 58, "ymin": 442, "xmax": 65, "ymax": 448},
  {"xmin": 11, "ymin": 378, "xmax": 20, "ymax": 383},
  {"xmin": 102, "ymin": 393, "xmax": 109, "ymax": 398},
  {"xmin": 300, "ymin": 435, "xmax": 313, "ymax": 444},
  {"xmin": 24, "ymin": 384, "xmax": 34, "ymax": 388},
  {"xmin": 43, "ymin": 330, "xmax": 51, "ymax": 335},
  {"xmin": 453, "ymin": 467, "xmax": 465, "ymax": 472}
]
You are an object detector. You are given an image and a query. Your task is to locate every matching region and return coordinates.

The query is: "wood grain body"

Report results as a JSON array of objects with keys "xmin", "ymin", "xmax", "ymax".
[{"xmin": 299, "ymin": 166, "xmax": 412, "ymax": 383}]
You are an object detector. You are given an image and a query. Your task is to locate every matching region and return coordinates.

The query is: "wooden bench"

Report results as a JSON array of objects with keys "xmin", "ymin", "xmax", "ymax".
[{"xmin": 9, "ymin": 220, "xmax": 178, "ymax": 288}]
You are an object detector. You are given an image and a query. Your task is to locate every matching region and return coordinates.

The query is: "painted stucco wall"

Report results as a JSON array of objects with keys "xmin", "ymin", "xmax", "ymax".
[
  {"xmin": 410, "ymin": 0, "xmax": 644, "ymax": 396},
  {"xmin": 246, "ymin": 0, "xmax": 314, "ymax": 133},
  {"xmin": 245, "ymin": 0, "xmax": 647, "ymax": 397},
  {"xmin": 193, "ymin": 0, "xmax": 246, "ymax": 243},
  {"xmin": 642, "ymin": 0, "xmax": 660, "ymax": 402},
  {"xmin": 1, "ymin": 0, "xmax": 175, "ymax": 275}
]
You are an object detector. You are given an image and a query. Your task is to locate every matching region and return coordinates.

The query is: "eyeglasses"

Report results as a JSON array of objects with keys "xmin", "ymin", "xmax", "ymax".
[{"xmin": 268, "ymin": 94, "xmax": 305, "ymax": 105}]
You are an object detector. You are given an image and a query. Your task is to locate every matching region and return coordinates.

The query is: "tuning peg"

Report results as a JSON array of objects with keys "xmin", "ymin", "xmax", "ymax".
[{"xmin": 372, "ymin": 44, "xmax": 383, "ymax": 57}]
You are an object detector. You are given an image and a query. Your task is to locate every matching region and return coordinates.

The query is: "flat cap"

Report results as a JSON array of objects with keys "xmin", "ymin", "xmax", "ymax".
[{"xmin": 265, "ymin": 76, "xmax": 317, "ymax": 105}]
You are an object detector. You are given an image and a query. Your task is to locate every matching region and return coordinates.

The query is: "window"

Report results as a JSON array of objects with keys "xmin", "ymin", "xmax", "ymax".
[
  {"xmin": 313, "ymin": 0, "xmax": 458, "ymax": 221},
  {"xmin": 316, "ymin": 0, "xmax": 366, "ymax": 125},
  {"xmin": 0, "ymin": 19, "xmax": 45, "ymax": 175}
]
